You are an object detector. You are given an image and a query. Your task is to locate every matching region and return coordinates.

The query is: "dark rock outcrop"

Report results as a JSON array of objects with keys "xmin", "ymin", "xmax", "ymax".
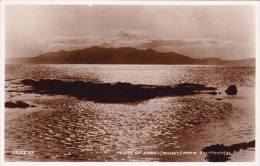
[
  {"xmin": 21, "ymin": 79, "xmax": 218, "ymax": 103},
  {"xmin": 225, "ymin": 85, "xmax": 237, "ymax": 95},
  {"xmin": 5, "ymin": 101, "xmax": 34, "ymax": 108},
  {"xmin": 202, "ymin": 140, "xmax": 255, "ymax": 162}
]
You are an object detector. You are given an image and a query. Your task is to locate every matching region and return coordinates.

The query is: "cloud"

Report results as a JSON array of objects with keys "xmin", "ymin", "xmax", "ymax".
[
  {"xmin": 139, "ymin": 38, "xmax": 235, "ymax": 48},
  {"xmin": 137, "ymin": 38, "xmax": 253, "ymax": 60},
  {"xmin": 113, "ymin": 29, "xmax": 145, "ymax": 39},
  {"xmin": 6, "ymin": 29, "xmax": 254, "ymax": 60}
]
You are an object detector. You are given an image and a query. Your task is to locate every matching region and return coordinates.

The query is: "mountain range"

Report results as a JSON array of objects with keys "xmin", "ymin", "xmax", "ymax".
[{"xmin": 7, "ymin": 46, "xmax": 255, "ymax": 66}]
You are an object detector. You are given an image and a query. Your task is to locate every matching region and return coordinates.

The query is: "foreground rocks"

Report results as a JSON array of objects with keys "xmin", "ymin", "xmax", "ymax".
[
  {"xmin": 202, "ymin": 140, "xmax": 255, "ymax": 162},
  {"xmin": 225, "ymin": 85, "xmax": 237, "ymax": 95},
  {"xmin": 5, "ymin": 101, "xmax": 35, "ymax": 108},
  {"xmin": 21, "ymin": 79, "xmax": 218, "ymax": 103}
]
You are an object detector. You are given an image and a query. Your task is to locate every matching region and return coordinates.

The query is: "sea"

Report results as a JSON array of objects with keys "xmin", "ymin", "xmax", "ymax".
[{"xmin": 5, "ymin": 64, "xmax": 255, "ymax": 161}]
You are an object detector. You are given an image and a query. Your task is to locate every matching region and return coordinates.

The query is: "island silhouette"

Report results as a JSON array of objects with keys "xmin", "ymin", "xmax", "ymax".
[{"xmin": 8, "ymin": 46, "xmax": 255, "ymax": 66}]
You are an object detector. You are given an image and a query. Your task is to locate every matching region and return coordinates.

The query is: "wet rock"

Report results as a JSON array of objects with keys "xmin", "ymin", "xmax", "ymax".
[
  {"xmin": 5, "ymin": 101, "xmax": 34, "ymax": 108},
  {"xmin": 208, "ymin": 91, "xmax": 217, "ymax": 95},
  {"xmin": 21, "ymin": 79, "xmax": 218, "ymax": 103},
  {"xmin": 202, "ymin": 140, "xmax": 255, "ymax": 162},
  {"xmin": 225, "ymin": 85, "xmax": 237, "ymax": 95}
]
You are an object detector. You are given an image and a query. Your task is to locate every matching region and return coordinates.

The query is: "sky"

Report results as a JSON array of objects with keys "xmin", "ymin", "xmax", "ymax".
[{"xmin": 5, "ymin": 5, "xmax": 255, "ymax": 60}]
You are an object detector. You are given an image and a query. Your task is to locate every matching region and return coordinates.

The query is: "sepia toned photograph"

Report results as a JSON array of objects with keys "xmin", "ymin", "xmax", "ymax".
[{"xmin": 5, "ymin": 4, "xmax": 255, "ymax": 162}]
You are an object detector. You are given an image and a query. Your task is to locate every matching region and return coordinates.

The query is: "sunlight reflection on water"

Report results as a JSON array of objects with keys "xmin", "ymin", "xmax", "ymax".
[{"xmin": 5, "ymin": 64, "xmax": 255, "ymax": 161}]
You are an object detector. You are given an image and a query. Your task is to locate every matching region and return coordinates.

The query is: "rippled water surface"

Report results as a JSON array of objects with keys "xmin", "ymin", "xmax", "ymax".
[{"xmin": 5, "ymin": 65, "xmax": 255, "ymax": 161}]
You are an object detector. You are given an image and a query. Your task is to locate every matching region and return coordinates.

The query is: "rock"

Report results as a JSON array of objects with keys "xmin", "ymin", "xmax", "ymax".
[
  {"xmin": 208, "ymin": 91, "xmax": 217, "ymax": 95},
  {"xmin": 202, "ymin": 140, "xmax": 255, "ymax": 162},
  {"xmin": 21, "ymin": 79, "xmax": 219, "ymax": 103},
  {"xmin": 225, "ymin": 85, "xmax": 237, "ymax": 95},
  {"xmin": 5, "ymin": 101, "xmax": 33, "ymax": 108}
]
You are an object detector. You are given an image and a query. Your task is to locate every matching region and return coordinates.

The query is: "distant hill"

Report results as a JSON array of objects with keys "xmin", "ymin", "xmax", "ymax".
[{"xmin": 6, "ymin": 46, "xmax": 255, "ymax": 66}]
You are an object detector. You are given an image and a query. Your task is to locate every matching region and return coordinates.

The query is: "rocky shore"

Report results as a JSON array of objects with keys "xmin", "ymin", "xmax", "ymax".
[
  {"xmin": 202, "ymin": 140, "xmax": 255, "ymax": 162},
  {"xmin": 21, "ymin": 79, "xmax": 218, "ymax": 103}
]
